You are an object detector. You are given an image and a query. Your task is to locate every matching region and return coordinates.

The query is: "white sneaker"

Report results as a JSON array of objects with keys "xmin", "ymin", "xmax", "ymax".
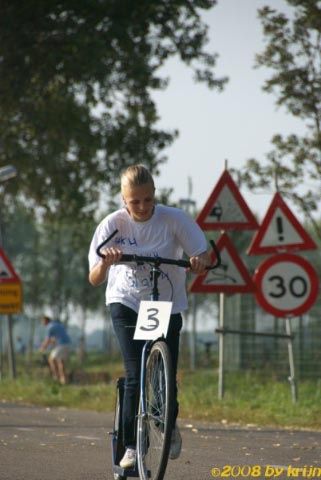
[
  {"xmin": 119, "ymin": 448, "xmax": 136, "ymax": 469},
  {"xmin": 169, "ymin": 425, "xmax": 182, "ymax": 460}
]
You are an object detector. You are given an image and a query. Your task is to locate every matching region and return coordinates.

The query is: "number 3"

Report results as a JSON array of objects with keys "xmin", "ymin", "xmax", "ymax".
[{"xmin": 140, "ymin": 308, "xmax": 160, "ymax": 331}]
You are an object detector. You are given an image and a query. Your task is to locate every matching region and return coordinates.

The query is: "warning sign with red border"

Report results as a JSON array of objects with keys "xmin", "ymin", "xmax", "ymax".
[
  {"xmin": 189, "ymin": 233, "xmax": 255, "ymax": 293},
  {"xmin": 247, "ymin": 192, "xmax": 317, "ymax": 255},
  {"xmin": 0, "ymin": 248, "xmax": 21, "ymax": 283},
  {"xmin": 196, "ymin": 170, "xmax": 259, "ymax": 231},
  {"xmin": 0, "ymin": 248, "xmax": 22, "ymax": 314}
]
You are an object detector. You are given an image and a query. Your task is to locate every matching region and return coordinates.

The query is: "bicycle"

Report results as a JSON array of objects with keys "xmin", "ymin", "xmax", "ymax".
[{"xmin": 97, "ymin": 230, "xmax": 221, "ymax": 480}]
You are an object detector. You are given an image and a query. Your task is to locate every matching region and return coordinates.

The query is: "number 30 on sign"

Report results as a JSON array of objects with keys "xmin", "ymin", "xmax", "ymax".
[
  {"xmin": 254, "ymin": 254, "xmax": 319, "ymax": 318},
  {"xmin": 134, "ymin": 301, "xmax": 173, "ymax": 340}
]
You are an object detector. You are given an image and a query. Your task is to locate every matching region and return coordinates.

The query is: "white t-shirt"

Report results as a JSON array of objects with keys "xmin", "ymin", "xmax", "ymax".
[{"xmin": 88, "ymin": 204, "xmax": 207, "ymax": 314}]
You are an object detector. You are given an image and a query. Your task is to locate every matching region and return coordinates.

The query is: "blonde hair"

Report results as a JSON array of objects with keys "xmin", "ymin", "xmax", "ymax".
[{"xmin": 121, "ymin": 164, "xmax": 155, "ymax": 192}]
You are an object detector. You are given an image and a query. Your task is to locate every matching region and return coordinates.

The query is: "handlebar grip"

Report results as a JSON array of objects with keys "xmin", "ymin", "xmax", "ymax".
[{"xmin": 175, "ymin": 259, "xmax": 191, "ymax": 268}]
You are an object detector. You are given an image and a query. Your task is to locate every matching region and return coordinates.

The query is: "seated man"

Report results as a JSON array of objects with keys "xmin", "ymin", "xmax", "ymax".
[{"xmin": 39, "ymin": 315, "xmax": 71, "ymax": 384}]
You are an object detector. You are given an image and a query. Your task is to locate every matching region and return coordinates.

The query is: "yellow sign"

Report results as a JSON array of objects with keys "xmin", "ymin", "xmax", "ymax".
[{"xmin": 0, "ymin": 283, "xmax": 22, "ymax": 314}]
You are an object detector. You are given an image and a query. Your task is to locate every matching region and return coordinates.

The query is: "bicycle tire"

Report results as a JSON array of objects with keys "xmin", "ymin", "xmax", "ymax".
[
  {"xmin": 114, "ymin": 382, "xmax": 121, "ymax": 439},
  {"xmin": 137, "ymin": 340, "xmax": 174, "ymax": 480},
  {"xmin": 113, "ymin": 378, "xmax": 126, "ymax": 480}
]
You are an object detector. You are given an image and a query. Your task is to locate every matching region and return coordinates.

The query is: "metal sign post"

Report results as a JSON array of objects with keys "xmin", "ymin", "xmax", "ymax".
[
  {"xmin": 7, "ymin": 314, "xmax": 16, "ymax": 379},
  {"xmin": 218, "ymin": 292, "xmax": 225, "ymax": 400},
  {"xmin": 0, "ymin": 320, "xmax": 3, "ymax": 380},
  {"xmin": 285, "ymin": 318, "xmax": 298, "ymax": 403},
  {"xmin": 189, "ymin": 293, "xmax": 197, "ymax": 371}
]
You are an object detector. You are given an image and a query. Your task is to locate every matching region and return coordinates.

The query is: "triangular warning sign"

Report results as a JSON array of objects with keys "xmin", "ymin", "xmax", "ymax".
[
  {"xmin": 247, "ymin": 192, "xmax": 317, "ymax": 255},
  {"xmin": 196, "ymin": 170, "xmax": 259, "ymax": 231},
  {"xmin": 189, "ymin": 233, "xmax": 255, "ymax": 293},
  {"xmin": 0, "ymin": 248, "xmax": 20, "ymax": 283}
]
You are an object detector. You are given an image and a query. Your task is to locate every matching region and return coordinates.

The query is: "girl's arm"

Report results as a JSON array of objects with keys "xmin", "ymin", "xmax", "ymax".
[{"xmin": 88, "ymin": 247, "xmax": 123, "ymax": 286}]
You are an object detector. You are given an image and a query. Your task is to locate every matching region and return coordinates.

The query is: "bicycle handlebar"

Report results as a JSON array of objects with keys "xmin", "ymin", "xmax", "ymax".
[{"xmin": 96, "ymin": 229, "xmax": 221, "ymax": 270}]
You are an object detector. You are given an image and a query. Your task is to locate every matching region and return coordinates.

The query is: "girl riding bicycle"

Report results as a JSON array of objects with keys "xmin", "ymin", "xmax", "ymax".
[{"xmin": 88, "ymin": 164, "xmax": 210, "ymax": 469}]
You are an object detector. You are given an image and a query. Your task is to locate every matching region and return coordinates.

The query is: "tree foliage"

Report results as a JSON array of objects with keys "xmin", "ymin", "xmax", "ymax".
[
  {"xmin": 5, "ymin": 200, "xmax": 103, "ymax": 322},
  {"xmin": 233, "ymin": 0, "xmax": 321, "ymax": 239},
  {"xmin": 0, "ymin": 0, "xmax": 227, "ymax": 218}
]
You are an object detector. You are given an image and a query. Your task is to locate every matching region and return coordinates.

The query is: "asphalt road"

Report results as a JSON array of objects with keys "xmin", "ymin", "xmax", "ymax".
[{"xmin": 0, "ymin": 402, "xmax": 320, "ymax": 480}]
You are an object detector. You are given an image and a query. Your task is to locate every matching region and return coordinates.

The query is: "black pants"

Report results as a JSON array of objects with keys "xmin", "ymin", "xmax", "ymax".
[{"xmin": 110, "ymin": 303, "xmax": 183, "ymax": 448}]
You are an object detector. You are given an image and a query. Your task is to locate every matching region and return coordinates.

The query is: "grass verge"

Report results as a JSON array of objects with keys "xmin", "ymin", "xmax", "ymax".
[
  {"xmin": 178, "ymin": 369, "xmax": 321, "ymax": 430},
  {"xmin": 0, "ymin": 354, "xmax": 320, "ymax": 430}
]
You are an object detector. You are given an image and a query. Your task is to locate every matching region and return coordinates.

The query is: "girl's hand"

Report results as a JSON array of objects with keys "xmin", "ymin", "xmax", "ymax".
[
  {"xmin": 100, "ymin": 247, "xmax": 123, "ymax": 267},
  {"xmin": 189, "ymin": 251, "xmax": 211, "ymax": 274},
  {"xmin": 89, "ymin": 247, "xmax": 123, "ymax": 286}
]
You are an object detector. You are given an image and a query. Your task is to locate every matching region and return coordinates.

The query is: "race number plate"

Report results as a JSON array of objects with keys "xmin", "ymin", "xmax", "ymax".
[{"xmin": 134, "ymin": 301, "xmax": 173, "ymax": 340}]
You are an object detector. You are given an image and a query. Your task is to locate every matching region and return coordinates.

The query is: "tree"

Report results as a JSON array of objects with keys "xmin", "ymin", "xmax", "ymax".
[
  {"xmin": 5, "ymin": 201, "xmax": 104, "ymax": 356},
  {"xmin": 233, "ymin": 0, "xmax": 321, "ymax": 240},
  {"xmin": 0, "ymin": 0, "xmax": 227, "ymax": 218}
]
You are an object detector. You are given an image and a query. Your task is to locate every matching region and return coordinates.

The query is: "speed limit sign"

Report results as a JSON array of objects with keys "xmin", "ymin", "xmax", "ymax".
[{"xmin": 254, "ymin": 253, "xmax": 319, "ymax": 317}]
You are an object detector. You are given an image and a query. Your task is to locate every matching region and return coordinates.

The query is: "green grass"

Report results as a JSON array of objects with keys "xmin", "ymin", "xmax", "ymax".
[
  {"xmin": 0, "ymin": 375, "xmax": 116, "ymax": 412},
  {"xmin": 0, "ymin": 353, "xmax": 122, "ymax": 412},
  {"xmin": 178, "ymin": 369, "xmax": 321, "ymax": 430},
  {"xmin": 0, "ymin": 353, "xmax": 320, "ymax": 430}
]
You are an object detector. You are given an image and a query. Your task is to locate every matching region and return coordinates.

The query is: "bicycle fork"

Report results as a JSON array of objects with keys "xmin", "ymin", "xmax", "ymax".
[
  {"xmin": 139, "ymin": 265, "xmax": 161, "ymax": 417},
  {"xmin": 139, "ymin": 264, "xmax": 160, "ymax": 416},
  {"xmin": 139, "ymin": 340, "xmax": 152, "ymax": 417}
]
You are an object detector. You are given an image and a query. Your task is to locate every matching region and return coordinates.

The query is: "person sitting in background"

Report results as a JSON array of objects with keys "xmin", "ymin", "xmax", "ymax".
[{"xmin": 39, "ymin": 315, "xmax": 71, "ymax": 385}]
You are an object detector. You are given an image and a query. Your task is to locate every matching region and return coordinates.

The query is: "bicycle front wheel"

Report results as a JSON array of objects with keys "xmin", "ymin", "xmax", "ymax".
[{"xmin": 137, "ymin": 340, "xmax": 174, "ymax": 480}]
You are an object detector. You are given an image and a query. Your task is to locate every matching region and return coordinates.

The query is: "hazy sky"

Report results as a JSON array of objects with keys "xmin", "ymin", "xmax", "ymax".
[{"xmin": 153, "ymin": 0, "xmax": 304, "ymax": 220}]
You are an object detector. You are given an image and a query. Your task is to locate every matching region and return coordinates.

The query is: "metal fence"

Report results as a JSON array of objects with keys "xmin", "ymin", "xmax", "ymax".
[{"xmin": 213, "ymin": 292, "xmax": 321, "ymax": 380}]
